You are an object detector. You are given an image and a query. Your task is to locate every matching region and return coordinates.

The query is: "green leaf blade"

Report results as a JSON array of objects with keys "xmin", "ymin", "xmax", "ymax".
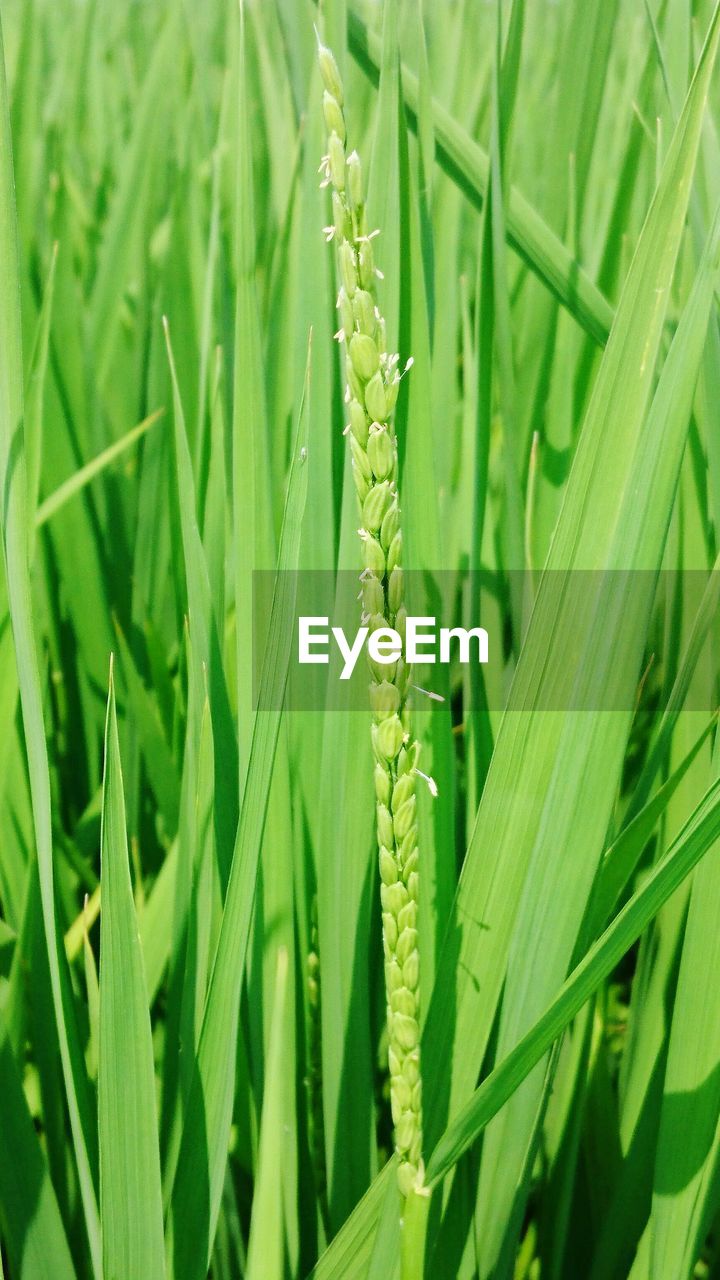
[{"xmin": 98, "ymin": 667, "xmax": 165, "ymax": 1280}]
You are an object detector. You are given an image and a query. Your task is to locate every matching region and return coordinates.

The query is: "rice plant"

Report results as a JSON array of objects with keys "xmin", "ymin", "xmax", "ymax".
[
  {"xmin": 318, "ymin": 33, "xmax": 427, "ymax": 1208},
  {"xmin": 0, "ymin": 1, "xmax": 720, "ymax": 1278}
]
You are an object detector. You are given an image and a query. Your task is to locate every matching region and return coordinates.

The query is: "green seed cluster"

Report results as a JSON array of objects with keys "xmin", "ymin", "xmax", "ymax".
[{"xmin": 318, "ymin": 41, "xmax": 424, "ymax": 1199}]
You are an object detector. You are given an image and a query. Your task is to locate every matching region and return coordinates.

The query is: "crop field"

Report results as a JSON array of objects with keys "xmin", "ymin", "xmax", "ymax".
[{"xmin": 1, "ymin": 0, "xmax": 720, "ymax": 1277}]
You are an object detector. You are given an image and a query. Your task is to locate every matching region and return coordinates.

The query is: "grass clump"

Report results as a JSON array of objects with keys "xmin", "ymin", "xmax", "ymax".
[{"xmin": 0, "ymin": 2, "xmax": 719, "ymax": 1279}]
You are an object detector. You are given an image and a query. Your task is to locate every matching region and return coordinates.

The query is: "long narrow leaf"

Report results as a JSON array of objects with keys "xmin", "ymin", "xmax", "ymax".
[{"xmin": 98, "ymin": 666, "xmax": 165, "ymax": 1279}]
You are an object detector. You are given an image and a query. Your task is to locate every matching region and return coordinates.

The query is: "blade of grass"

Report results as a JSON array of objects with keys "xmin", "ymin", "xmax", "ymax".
[
  {"xmin": 0, "ymin": 1016, "xmax": 77, "ymax": 1280},
  {"xmin": 25, "ymin": 243, "xmax": 57, "ymax": 551},
  {"xmin": 164, "ymin": 319, "xmax": 238, "ymax": 889},
  {"xmin": 309, "ymin": 1163, "xmax": 397, "ymax": 1280},
  {"xmin": 426, "ymin": 771, "xmax": 720, "ymax": 1184},
  {"xmin": 649, "ymin": 736, "xmax": 720, "ymax": 1276},
  {"xmin": 233, "ymin": 0, "xmax": 275, "ymax": 777},
  {"xmin": 166, "ymin": 344, "xmax": 310, "ymax": 1279},
  {"xmin": 623, "ymin": 553, "xmax": 720, "ymax": 826},
  {"xmin": 35, "ymin": 409, "xmax": 163, "ymax": 529},
  {"xmin": 112, "ymin": 617, "xmax": 181, "ymax": 837},
  {"xmin": 425, "ymin": 0, "xmax": 720, "ymax": 1169},
  {"xmin": 343, "ymin": 0, "xmax": 614, "ymax": 345},
  {"xmin": 591, "ymin": 713, "xmax": 717, "ymax": 928},
  {"xmin": 396, "ymin": 113, "xmax": 456, "ymax": 1001},
  {"xmin": 246, "ymin": 947, "xmax": 289, "ymax": 1280},
  {"xmin": 98, "ymin": 663, "xmax": 165, "ymax": 1280},
  {"xmin": 474, "ymin": 194, "xmax": 720, "ymax": 1272},
  {"xmin": 0, "ymin": 14, "xmax": 101, "ymax": 1270},
  {"xmin": 88, "ymin": 12, "xmax": 178, "ymax": 383}
]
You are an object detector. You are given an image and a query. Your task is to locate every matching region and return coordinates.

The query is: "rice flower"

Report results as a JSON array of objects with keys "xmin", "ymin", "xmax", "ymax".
[{"xmin": 318, "ymin": 38, "xmax": 425, "ymax": 1200}]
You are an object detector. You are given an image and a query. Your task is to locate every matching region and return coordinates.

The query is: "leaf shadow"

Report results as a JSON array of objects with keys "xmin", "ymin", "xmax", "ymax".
[{"xmin": 654, "ymin": 1058, "xmax": 720, "ymax": 1195}]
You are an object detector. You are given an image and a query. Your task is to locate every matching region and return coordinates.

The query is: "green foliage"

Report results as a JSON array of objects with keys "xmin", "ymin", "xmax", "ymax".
[{"xmin": 0, "ymin": 1, "xmax": 719, "ymax": 1277}]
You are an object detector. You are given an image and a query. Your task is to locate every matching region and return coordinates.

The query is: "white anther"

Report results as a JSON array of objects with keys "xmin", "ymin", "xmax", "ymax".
[
  {"xmin": 411, "ymin": 684, "xmax": 445, "ymax": 703},
  {"xmin": 414, "ymin": 767, "xmax": 439, "ymax": 798}
]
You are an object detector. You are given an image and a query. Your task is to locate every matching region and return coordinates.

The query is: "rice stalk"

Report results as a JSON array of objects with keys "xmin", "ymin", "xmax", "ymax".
[{"xmin": 317, "ymin": 38, "xmax": 430, "ymax": 1241}]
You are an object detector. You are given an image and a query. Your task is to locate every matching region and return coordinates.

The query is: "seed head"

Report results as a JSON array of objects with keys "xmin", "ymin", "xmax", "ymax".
[
  {"xmin": 399, "ymin": 829, "xmax": 418, "ymax": 870},
  {"xmin": 393, "ymin": 1074, "xmax": 412, "ymax": 1111},
  {"xmin": 368, "ymin": 611, "xmax": 387, "ymax": 633},
  {"xmin": 393, "ymin": 795, "xmax": 417, "ymax": 842},
  {"xmin": 385, "ymin": 375, "xmax": 400, "ymax": 414},
  {"xmin": 318, "ymin": 39, "xmax": 425, "ymax": 1200},
  {"xmin": 349, "ymin": 398, "xmax": 369, "ymax": 447},
  {"xmin": 362, "ymin": 574, "xmax": 385, "ymax": 616},
  {"xmin": 383, "ymin": 912, "xmax": 398, "ymax": 951},
  {"xmin": 358, "ymin": 238, "xmax": 377, "ymax": 289},
  {"xmin": 352, "ymin": 288, "xmax": 376, "ymax": 336},
  {"xmin": 352, "ymin": 461, "xmax": 370, "ymax": 503},
  {"xmin": 387, "ymin": 530, "xmax": 403, "ymax": 572},
  {"xmin": 392, "ymin": 772, "xmax": 415, "ymax": 812},
  {"xmin": 317, "ymin": 42, "xmax": 344, "ymax": 105},
  {"xmin": 392, "ymin": 987, "xmax": 417, "ymax": 1019},
  {"xmin": 328, "ymin": 132, "xmax": 346, "ymax": 189},
  {"xmin": 367, "ymin": 426, "xmax": 394, "ymax": 481},
  {"xmin": 393, "ymin": 1014, "xmax": 419, "ymax": 1053},
  {"xmin": 339, "ymin": 241, "xmax": 357, "ymax": 296},
  {"xmin": 375, "ymin": 764, "xmax": 391, "ymax": 806},
  {"xmin": 362, "ymin": 480, "xmax": 392, "ymax": 533},
  {"xmin": 377, "ymin": 804, "xmax": 394, "ymax": 849},
  {"xmin": 322, "ymin": 91, "xmax": 345, "ymax": 143},
  {"xmin": 393, "ymin": 662, "xmax": 409, "ymax": 700},
  {"xmin": 370, "ymin": 680, "xmax": 401, "ymax": 720},
  {"xmin": 332, "ymin": 191, "xmax": 349, "ymax": 240},
  {"xmin": 382, "ymin": 881, "xmax": 409, "ymax": 917},
  {"xmin": 397, "ymin": 1162, "xmax": 419, "ymax": 1198},
  {"xmin": 396, "ymin": 928, "xmax": 418, "ymax": 966},
  {"xmin": 379, "ymin": 847, "xmax": 399, "ymax": 885},
  {"xmin": 397, "ymin": 899, "xmax": 417, "ymax": 934},
  {"xmin": 380, "ymin": 502, "xmax": 400, "ymax": 550},
  {"xmin": 337, "ymin": 286, "xmax": 353, "ymax": 339},
  {"xmin": 365, "ymin": 371, "xmax": 387, "ymax": 422},
  {"xmin": 377, "ymin": 714, "xmax": 405, "ymax": 761},
  {"xmin": 347, "ymin": 149, "xmax": 364, "ymax": 207},
  {"xmin": 347, "ymin": 361, "xmax": 364, "ymax": 404},
  {"xmin": 362, "ymin": 532, "xmax": 385, "ymax": 575},
  {"xmin": 349, "ymin": 332, "xmax": 380, "ymax": 381},
  {"xmin": 349, "ymin": 434, "xmax": 372, "ymax": 482},
  {"xmin": 402, "ymin": 950, "xmax": 420, "ymax": 990},
  {"xmin": 388, "ymin": 566, "xmax": 404, "ymax": 614}
]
